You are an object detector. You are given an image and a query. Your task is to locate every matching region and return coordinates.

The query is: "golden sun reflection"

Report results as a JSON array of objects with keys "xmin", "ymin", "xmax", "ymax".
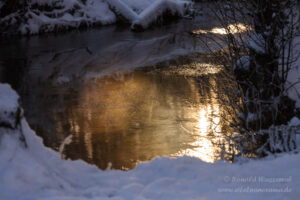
[
  {"xmin": 171, "ymin": 79, "xmax": 225, "ymax": 163},
  {"xmin": 176, "ymin": 104, "xmax": 222, "ymax": 163},
  {"xmin": 193, "ymin": 23, "xmax": 251, "ymax": 35},
  {"xmin": 57, "ymin": 63, "xmax": 235, "ymax": 169}
]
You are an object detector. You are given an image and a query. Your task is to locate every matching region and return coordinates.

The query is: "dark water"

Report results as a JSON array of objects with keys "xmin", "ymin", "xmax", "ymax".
[
  {"xmin": 0, "ymin": 8, "xmax": 240, "ymax": 170},
  {"xmin": 21, "ymin": 60, "xmax": 237, "ymax": 170}
]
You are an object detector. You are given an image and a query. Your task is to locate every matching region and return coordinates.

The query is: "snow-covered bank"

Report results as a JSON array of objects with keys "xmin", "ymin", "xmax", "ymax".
[
  {"xmin": 0, "ymin": 0, "xmax": 193, "ymax": 35},
  {"xmin": 107, "ymin": 0, "xmax": 192, "ymax": 30},
  {"xmin": 0, "ymin": 84, "xmax": 20, "ymax": 128},
  {"xmin": 0, "ymin": 83, "xmax": 300, "ymax": 200},
  {"xmin": 0, "ymin": 0, "xmax": 116, "ymax": 34},
  {"xmin": 287, "ymin": 35, "xmax": 300, "ymax": 108}
]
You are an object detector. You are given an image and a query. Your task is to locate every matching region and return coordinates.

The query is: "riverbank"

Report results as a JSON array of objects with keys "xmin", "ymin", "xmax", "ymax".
[
  {"xmin": 0, "ymin": 0, "xmax": 193, "ymax": 35},
  {"xmin": 0, "ymin": 82, "xmax": 299, "ymax": 200}
]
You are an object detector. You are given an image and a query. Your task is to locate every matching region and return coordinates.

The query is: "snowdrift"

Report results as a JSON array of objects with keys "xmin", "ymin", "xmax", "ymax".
[
  {"xmin": 0, "ymin": 0, "xmax": 193, "ymax": 35},
  {"xmin": 0, "ymin": 82, "xmax": 300, "ymax": 200}
]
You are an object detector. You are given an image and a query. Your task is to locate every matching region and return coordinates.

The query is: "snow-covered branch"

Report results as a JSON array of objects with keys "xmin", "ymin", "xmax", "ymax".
[{"xmin": 0, "ymin": 0, "xmax": 193, "ymax": 35}]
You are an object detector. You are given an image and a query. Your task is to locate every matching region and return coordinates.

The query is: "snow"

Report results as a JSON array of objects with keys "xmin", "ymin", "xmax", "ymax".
[
  {"xmin": 287, "ymin": 66, "xmax": 300, "ymax": 108},
  {"xmin": 107, "ymin": 0, "xmax": 192, "ymax": 30},
  {"xmin": 121, "ymin": 0, "xmax": 154, "ymax": 14},
  {"xmin": 246, "ymin": 112, "xmax": 257, "ymax": 124},
  {"xmin": 18, "ymin": 0, "xmax": 116, "ymax": 34},
  {"xmin": 0, "ymin": 84, "xmax": 20, "ymax": 128},
  {"xmin": 287, "ymin": 35, "xmax": 300, "ymax": 107},
  {"xmin": 0, "ymin": 83, "xmax": 300, "ymax": 200},
  {"xmin": 288, "ymin": 117, "xmax": 300, "ymax": 126},
  {"xmin": 132, "ymin": 0, "xmax": 192, "ymax": 29},
  {"xmin": 234, "ymin": 56, "xmax": 250, "ymax": 71},
  {"xmin": 1, "ymin": 0, "xmax": 192, "ymax": 35},
  {"xmin": 248, "ymin": 33, "xmax": 265, "ymax": 54},
  {"xmin": 107, "ymin": 0, "xmax": 139, "ymax": 22},
  {"xmin": 54, "ymin": 76, "xmax": 71, "ymax": 85}
]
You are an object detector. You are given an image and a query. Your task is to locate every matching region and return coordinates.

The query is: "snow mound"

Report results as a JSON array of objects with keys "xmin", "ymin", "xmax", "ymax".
[{"xmin": 0, "ymin": 83, "xmax": 300, "ymax": 200}]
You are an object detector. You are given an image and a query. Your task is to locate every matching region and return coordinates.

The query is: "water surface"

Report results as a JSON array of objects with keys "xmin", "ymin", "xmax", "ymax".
[{"xmin": 0, "ymin": 8, "xmax": 240, "ymax": 170}]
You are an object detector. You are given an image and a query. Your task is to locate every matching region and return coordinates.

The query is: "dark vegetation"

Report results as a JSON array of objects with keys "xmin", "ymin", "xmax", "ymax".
[{"xmin": 212, "ymin": 0, "xmax": 299, "ymax": 157}]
